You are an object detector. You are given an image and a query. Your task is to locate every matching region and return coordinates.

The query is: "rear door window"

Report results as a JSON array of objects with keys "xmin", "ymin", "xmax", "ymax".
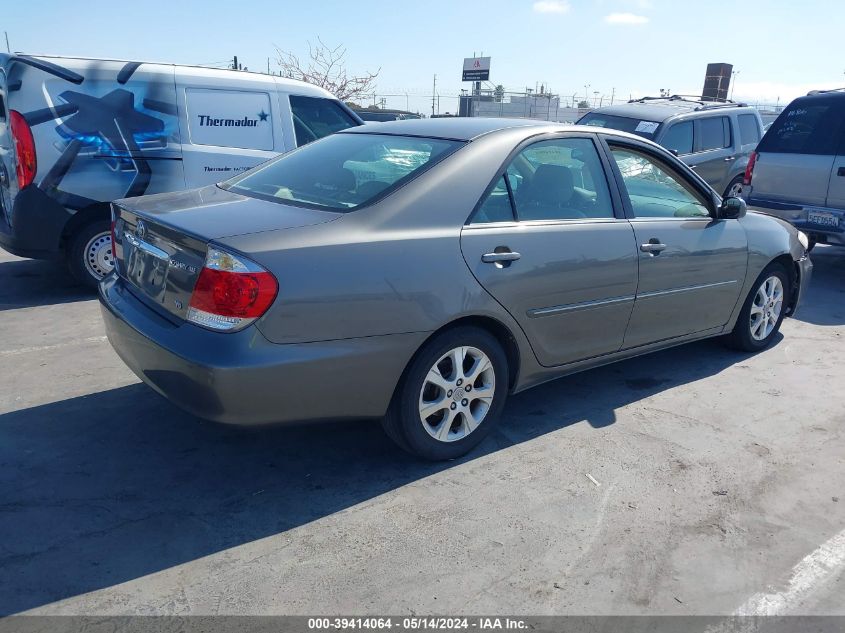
[
  {"xmin": 661, "ymin": 121, "xmax": 693, "ymax": 155},
  {"xmin": 758, "ymin": 99, "xmax": 845, "ymax": 155},
  {"xmin": 698, "ymin": 116, "xmax": 731, "ymax": 151},
  {"xmin": 289, "ymin": 96, "xmax": 359, "ymax": 146},
  {"xmin": 738, "ymin": 114, "xmax": 761, "ymax": 145},
  {"xmin": 186, "ymin": 88, "xmax": 274, "ymax": 151}
]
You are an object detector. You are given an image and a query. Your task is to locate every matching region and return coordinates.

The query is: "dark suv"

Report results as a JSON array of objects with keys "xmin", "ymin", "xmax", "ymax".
[
  {"xmin": 579, "ymin": 95, "xmax": 764, "ymax": 198},
  {"xmin": 743, "ymin": 90, "xmax": 845, "ymax": 249}
]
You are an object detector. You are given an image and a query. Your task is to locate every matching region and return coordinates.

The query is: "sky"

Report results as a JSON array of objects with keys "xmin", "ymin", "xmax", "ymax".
[{"xmin": 4, "ymin": 0, "xmax": 844, "ymax": 114}]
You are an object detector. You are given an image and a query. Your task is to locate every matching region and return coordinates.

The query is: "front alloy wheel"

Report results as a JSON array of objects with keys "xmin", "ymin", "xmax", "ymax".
[
  {"xmin": 749, "ymin": 275, "xmax": 784, "ymax": 341},
  {"xmin": 382, "ymin": 326, "xmax": 508, "ymax": 460},
  {"xmin": 726, "ymin": 263, "xmax": 790, "ymax": 352}
]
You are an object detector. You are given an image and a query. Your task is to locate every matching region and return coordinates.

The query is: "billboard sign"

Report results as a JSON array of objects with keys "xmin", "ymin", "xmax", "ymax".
[{"xmin": 462, "ymin": 57, "xmax": 491, "ymax": 82}]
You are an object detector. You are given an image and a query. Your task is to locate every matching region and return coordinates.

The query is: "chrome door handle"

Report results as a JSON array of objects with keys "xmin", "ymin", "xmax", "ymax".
[
  {"xmin": 724, "ymin": 156, "xmax": 736, "ymax": 162},
  {"xmin": 640, "ymin": 242, "xmax": 667, "ymax": 255},
  {"xmin": 482, "ymin": 251, "xmax": 521, "ymax": 263}
]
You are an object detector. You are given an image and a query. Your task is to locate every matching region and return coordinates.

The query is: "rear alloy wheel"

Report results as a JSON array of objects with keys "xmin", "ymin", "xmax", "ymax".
[
  {"xmin": 382, "ymin": 327, "xmax": 508, "ymax": 460},
  {"xmin": 726, "ymin": 263, "xmax": 790, "ymax": 352},
  {"xmin": 67, "ymin": 220, "xmax": 114, "ymax": 288},
  {"xmin": 724, "ymin": 175, "xmax": 744, "ymax": 199}
]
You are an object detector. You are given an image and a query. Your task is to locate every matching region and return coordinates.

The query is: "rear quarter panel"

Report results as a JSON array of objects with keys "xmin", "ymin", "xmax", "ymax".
[{"xmin": 218, "ymin": 129, "xmax": 548, "ymax": 384}]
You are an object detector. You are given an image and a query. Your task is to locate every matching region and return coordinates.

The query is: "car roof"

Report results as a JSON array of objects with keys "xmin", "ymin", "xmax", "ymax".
[
  {"xmin": 590, "ymin": 99, "xmax": 753, "ymax": 123},
  {"xmin": 1, "ymin": 53, "xmax": 336, "ymax": 99},
  {"xmin": 340, "ymin": 117, "xmax": 558, "ymax": 141},
  {"xmin": 339, "ymin": 118, "xmax": 669, "ymax": 148}
]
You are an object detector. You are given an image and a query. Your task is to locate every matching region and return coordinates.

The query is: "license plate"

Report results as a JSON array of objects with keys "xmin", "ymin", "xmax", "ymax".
[
  {"xmin": 807, "ymin": 211, "xmax": 839, "ymax": 228},
  {"xmin": 123, "ymin": 232, "xmax": 170, "ymax": 300}
]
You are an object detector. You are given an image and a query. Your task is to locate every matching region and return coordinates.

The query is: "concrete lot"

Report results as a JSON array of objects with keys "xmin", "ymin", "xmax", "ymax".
[{"xmin": 0, "ymin": 246, "xmax": 843, "ymax": 616}]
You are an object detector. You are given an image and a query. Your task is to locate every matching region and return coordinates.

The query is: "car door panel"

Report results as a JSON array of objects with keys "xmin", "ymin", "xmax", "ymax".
[
  {"xmin": 461, "ymin": 220, "xmax": 638, "ymax": 367},
  {"xmin": 624, "ymin": 218, "xmax": 747, "ymax": 347},
  {"xmin": 604, "ymin": 140, "xmax": 748, "ymax": 348}
]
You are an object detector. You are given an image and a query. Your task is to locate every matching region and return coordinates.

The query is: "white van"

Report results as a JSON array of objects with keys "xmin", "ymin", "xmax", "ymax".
[{"xmin": 0, "ymin": 54, "xmax": 362, "ymax": 285}]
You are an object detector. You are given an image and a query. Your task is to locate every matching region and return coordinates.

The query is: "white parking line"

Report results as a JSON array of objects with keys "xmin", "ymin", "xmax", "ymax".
[
  {"xmin": 734, "ymin": 528, "xmax": 845, "ymax": 615},
  {"xmin": 0, "ymin": 336, "xmax": 108, "ymax": 358}
]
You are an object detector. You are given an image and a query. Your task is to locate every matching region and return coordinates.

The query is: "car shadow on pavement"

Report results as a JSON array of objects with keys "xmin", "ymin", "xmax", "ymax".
[
  {"xmin": 792, "ymin": 245, "xmax": 845, "ymax": 327},
  {"xmin": 0, "ymin": 338, "xmax": 748, "ymax": 614},
  {"xmin": 0, "ymin": 258, "xmax": 92, "ymax": 312}
]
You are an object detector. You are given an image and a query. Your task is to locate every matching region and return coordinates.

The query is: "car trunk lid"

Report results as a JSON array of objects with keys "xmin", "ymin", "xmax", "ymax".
[{"xmin": 112, "ymin": 185, "xmax": 340, "ymax": 321}]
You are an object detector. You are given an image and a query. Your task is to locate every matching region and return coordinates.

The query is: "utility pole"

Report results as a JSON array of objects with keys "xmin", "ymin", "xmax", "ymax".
[
  {"xmin": 432, "ymin": 74, "xmax": 437, "ymax": 117},
  {"xmin": 267, "ymin": 57, "xmax": 270, "ymax": 74},
  {"xmin": 4, "ymin": 31, "xmax": 10, "ymax": 54},
  {"xmin": 610, "ymin": 87, "xmax": 616, "ymax": 106},
  {"xmin": 584, "ymin": 84, "xmax": 590, "ymax": 106}
]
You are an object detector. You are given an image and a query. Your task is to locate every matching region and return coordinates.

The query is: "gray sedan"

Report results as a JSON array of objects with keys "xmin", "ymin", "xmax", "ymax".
[{"xmin": 100, "ymin": 119, "xmax": 812, "ymax": 460}]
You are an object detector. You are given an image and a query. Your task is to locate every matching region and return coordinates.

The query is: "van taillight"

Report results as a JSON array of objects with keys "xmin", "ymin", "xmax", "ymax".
[
  {"xmin": 9, "ymin": 111, "xmax": 37, "ymax": 188},
  {"xmin": 187, "ymin": 246, "xmax": 278, "ymax": 332},
  {"xmin": 744, "ymin": 151, "xmax": 758, "ymax": 186}
]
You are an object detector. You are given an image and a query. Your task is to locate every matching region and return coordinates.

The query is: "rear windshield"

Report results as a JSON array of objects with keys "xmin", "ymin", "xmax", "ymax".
[
  {"xmin": 579, "ymin": 112, "xmax": 662, "ymax": 139},
  {"xmin": 223, "ymin": 133, "xmax": 464, "ymax": 211},
  {"xmin": 757, "ymin": 98, "xmax": 845, "ymax": 155}
]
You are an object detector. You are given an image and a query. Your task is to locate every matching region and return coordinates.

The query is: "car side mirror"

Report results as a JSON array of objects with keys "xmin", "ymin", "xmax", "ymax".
[{"xmin": 719, "ymin": 196, "xmax": 747, "ymax": 219}]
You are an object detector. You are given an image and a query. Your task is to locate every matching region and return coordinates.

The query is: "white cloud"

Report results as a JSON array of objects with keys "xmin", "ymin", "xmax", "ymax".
[
  {"xmin": 533, "ymin": 1, "xmax": 571, "ymax": 14},
  {"xmin": 604, "ymin": 12, "xmax": 649, "ymax": 25}
]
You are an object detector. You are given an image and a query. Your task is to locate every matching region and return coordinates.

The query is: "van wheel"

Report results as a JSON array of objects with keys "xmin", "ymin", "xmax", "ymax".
[
  {"xmin": 381, "ymin": 327, "xmax": 508, "ymax": 461},
  {"xmin": 725, "ymin": 262, "xmax": 790, "ymax": 352},
  {"xmin": 67, "ymin": 220, "xmax": 113, "ymax": 288},
  {"xmin": 724, "ymin": 176, "xmax": 744, "ymax": 199}
]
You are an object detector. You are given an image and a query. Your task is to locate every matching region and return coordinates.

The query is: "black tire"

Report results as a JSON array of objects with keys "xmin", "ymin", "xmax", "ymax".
[
  {"xmin": 723, "ymin": 175, "xmax": 744, "ymax": 199},
  {"xmin": 726, "ymin": 262, "xmax": 790, "ymax": 352},
  {"xmin": 67, "ymin": 220, "xmax": 113, "ymax": 288},
  {"xmin": 381, "ymin": 326, "xmax": 509, "ymax": 461}
]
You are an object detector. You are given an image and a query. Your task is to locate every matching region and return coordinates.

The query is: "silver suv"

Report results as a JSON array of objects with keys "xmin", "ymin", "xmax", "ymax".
[
  {"xmin": 579, "ymin": 95, "xmax": 764, "ymax": 198},
  {"xmin": 743, "ymin": 90, "xmax": 845, "ymax": 249}
]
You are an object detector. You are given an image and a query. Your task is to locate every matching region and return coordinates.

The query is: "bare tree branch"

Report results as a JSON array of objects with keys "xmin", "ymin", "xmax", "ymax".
[{"xmin": 275, "ymin": 38, "xmax": 380, "ymax": 103}]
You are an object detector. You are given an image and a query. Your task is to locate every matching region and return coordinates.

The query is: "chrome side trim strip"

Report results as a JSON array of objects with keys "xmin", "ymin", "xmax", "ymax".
[
  {"xmin": 528, "ymin": 295, "xmax": 635, "ymax": 318},
  {"xmin": 637, "ymin": 279, "xmax": 738, "ymax": 299}
]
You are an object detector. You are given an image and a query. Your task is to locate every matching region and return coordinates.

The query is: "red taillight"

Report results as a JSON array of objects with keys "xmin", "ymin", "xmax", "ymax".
[
  {"xmin": 744, "ymin": 151, "xmax": 758, "ymax": 186},
  {"xmin": 187, "ymin": 246, "xmax": 278, "ymax": 332},
  {"xmin": 9, "ymin": 110, "xmax": 37, "ymax": 189}
]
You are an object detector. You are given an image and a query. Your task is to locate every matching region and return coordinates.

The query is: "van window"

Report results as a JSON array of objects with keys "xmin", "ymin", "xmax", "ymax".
[
  {"xmin": 289, "ymin": 96, "xmax": 359, "ymax": 146},
  {"xmin": 758, "ymin": 99, "xmax": 845, "ymax": 155},
  {"xmin": 738, "ymin": 114, "xmax": 761, "ymax": 145},
  {"xmin": 661, "ymin": 121, "xmax": 693, "ymax": 155},
  {"xmin": 186, "ymin": 88, "xmax": 274, "ymax": 151},
  {"xmin": 698, "ymin": 116, "xmax": 731, "ymax": 151}
]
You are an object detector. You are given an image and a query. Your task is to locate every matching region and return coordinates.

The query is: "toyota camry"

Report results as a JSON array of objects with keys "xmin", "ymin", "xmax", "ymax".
[{"xmin": 100, "ymin": 118, "xmax": 812, "ymax": 460}]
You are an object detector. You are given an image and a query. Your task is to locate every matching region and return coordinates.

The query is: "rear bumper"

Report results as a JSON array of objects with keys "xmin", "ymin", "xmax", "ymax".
[
  {"xmin": 99, "ymin": 275, "xmax": 426, "ymax": 425},
  {"xmin": 0, "ymin": 185, "xmax": 73, "ymax": 259},
  {"xmin": 745, "ymin": 195, "xmax": 845, "ymax": 246}
]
